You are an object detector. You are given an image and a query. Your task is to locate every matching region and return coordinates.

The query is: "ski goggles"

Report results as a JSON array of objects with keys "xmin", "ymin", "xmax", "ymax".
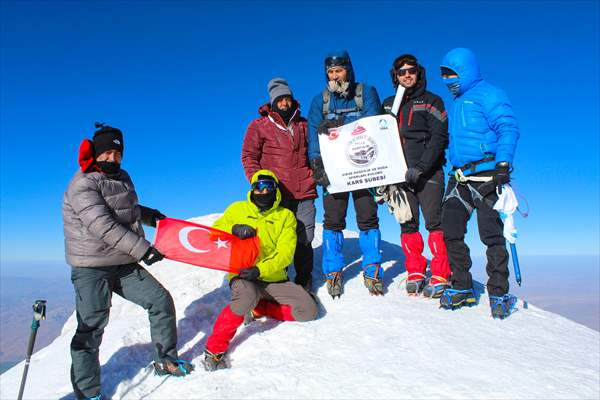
[
  {"xmin": 440, "ymin": 66, "xmax": 458, "ymax": 77},
  {"xmin": 395, "ymin": 66, "xmax": 418, "ymax": 76},
  {"xmin": 251, "ymin": 179, "xmax": 278, "ymax": 192},
  {"xmin": 325, "ymin": 55, "xmax": 350, "ymax": 69}
]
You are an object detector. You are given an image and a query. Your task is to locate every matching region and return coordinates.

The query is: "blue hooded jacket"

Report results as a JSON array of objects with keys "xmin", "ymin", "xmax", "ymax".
[
  {"xmin": 441, "ymin": 48, "xmax": 519, "ymax": 173},
  {"xmin": 307, "ymin": 50, "xmax": 381, "ymax": 161}
]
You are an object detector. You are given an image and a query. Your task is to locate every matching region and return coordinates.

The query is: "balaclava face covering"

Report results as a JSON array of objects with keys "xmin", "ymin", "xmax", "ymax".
[
  {"xmin": 272, "ymin": 98, "xmax": 297, "ymax": 125},
  {"xmin": 96, "ymin": 161, "xmax": 121, "ymax": 175},
  {"xmin": 251, "ymin": 191, "xmax": 276, "ymax": 212},
  {"xmin": 250, "ymin": 175, "xmax": 277, "ymax": 211}
]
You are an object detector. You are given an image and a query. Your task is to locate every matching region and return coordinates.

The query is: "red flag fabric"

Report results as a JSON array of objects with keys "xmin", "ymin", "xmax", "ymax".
[{"xmin": 153, "ymin": 218, "xmax": 259, "ymax": 273}]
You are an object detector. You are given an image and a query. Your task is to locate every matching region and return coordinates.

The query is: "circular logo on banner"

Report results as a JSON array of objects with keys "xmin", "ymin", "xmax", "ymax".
[{"xmin": 346, "ymin": 135, "xmax": 377, "ymax": 167}]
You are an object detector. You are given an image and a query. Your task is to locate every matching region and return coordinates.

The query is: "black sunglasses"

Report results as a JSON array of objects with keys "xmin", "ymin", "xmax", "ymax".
[{"xmin": 396, "ymin": 66, "xmax": 418, "ymax": 76}]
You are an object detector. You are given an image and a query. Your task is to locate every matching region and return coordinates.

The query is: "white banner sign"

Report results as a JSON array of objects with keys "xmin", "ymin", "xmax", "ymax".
[{"xmin": 318, "ymin": 114, "xmax": 408, "ymax": 194}]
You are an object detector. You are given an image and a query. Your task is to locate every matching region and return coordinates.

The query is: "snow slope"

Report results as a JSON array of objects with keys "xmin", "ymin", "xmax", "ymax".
[{"xmin": 1, "ymin": 214, "xmax": 599, "ymax": 399}]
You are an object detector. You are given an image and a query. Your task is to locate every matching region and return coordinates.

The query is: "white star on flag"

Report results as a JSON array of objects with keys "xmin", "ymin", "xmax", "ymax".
[{"xmin": 215, "ymin": 238, "xmax": 229, "ymax": 249}]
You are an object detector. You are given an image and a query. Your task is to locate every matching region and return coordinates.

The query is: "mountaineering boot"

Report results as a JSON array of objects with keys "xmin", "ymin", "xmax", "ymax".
[
  {"xmin": 489, "ymin": 294, "xmax": 518, "ymax": 319},
  {"xmin": 423, "ymin": 230, "xmax": 451, "ymax": 298},
  {"xmin": 422, "ymin": 276, "xmax": 450, "ymax": 298},
  {"xmin": 406, "ymin": 273, "xmax": 426, "ymax": 295},
  {"xmin": 439, "ymin": 288, "xmax": 477, "ymax": 310},
  {"xmin": 401, "ymin": 232, "xmax": 427, "ymax": 296},
  {"xmin": 363, "ymin": 263, "xmax": 384, "ymax": 296},
  {"xmin": 201, "ymin": 350, "xmax": 226, "ymax": 372},
  {"xmin": 153, "ymin": 359, "xmax": 195, "ymax": 377},
  {"xmin": 326, "ymin": 271, "xmax": 343, "ymax": 299},
  {"xmin": 322, "ymin": 229, "xmax": 344, "ymax": 299}
]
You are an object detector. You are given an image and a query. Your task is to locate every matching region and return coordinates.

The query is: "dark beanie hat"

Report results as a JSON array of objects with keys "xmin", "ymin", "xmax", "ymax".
[
  {"xmin": 93, "ymin": 123, "xmax": 124, "ymax": 157},
  {"xmin": 267, "ymin": 78, "xmax": 293, "ymax": 106}
]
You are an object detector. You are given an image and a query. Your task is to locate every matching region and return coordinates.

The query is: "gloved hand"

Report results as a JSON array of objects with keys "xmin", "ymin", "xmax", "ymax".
[
  {"xmin": 232, "ymin": 224, "xmax": 257, "ymax": 239},
  {"xmin": 405, "ymin": 167, "xmax": 423, "ymax": 187},
  {"xmin": 140, "ymin": 206, "xmax": 166, "ymax": 227},
  {"xmin": 238, "ymin": 266, "xmax": 260, "ymax": 281},
  {"xmin": 493, "ymin": 162, "xmax": 511, "ymax": 194},
  {"xmin": 317, "ymin": 117, "xmax": 345, "ymax": 135},
  {"xmin": 149, "ymin": 209, "xmax": 166, "ymax": 227},
  {"xmin": 142, "ymin": 247, "xmax": 164, "ymax": 265},
  {"xmin": 310, "ymin": 157, "xmax": 330, "ymax": 187},
  {"xmin": 374, "ymin": 185, "xmax": 388, "ymax": 205}
]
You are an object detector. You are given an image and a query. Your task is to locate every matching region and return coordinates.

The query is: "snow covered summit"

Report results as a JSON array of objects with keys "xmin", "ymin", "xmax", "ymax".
[{"xmin": 1, "ymin": 215, "xmax": 599, "ymax": 399}]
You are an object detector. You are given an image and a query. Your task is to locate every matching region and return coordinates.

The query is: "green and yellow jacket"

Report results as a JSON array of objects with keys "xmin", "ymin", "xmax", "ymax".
[{"xmin": 213, "ymin": 169, "xmax": 297, "ymax": 283}]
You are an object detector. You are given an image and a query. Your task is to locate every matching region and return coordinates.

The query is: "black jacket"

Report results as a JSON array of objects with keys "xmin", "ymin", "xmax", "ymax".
[{"xmin": 382, "ymin": 66, "xmax": 448, "ymax": 175}]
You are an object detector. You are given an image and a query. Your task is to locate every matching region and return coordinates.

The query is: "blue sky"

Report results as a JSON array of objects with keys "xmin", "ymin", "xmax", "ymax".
[{"xmin": 1, "ymin": 0, "xmax": 598, "ymax": 262}]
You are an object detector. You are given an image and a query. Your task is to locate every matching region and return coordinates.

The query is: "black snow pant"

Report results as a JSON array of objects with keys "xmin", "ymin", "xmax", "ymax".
[
  {"xmin": 323, "ymin": 188, "xmax": 379, "ymax": 231},
  {"xmin": 280, "ymin": 198, "xmax": 316, "ymax": 287},
  {"xmin": 70, "ymin": 263, "xmax": 177, "ymax": 399},
  {"xmin": 401, "ymin": 169, "xmax": 445, "ymax": 234},
  {"xmin": 441, "ymin": 176, "xmax": 509, "ymax": 296}
]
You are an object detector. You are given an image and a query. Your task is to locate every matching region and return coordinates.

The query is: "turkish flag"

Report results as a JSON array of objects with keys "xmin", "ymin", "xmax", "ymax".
[{"xmin": 153, "ymin": 218, "xmax": 259, "ymax": 273}]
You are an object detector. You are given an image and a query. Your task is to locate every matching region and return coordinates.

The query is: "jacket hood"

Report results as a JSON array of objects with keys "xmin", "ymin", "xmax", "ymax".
[
  {"xmin": 324, "ymin": 50, "xmax": 356, "ymax": 86},
  {"xmin": 441, "ymin": 47, "xmax": 482, "ymax": 96},
  {"xmin": 247, "ymin": 169, "xmax": 282, "ymax": 211}
]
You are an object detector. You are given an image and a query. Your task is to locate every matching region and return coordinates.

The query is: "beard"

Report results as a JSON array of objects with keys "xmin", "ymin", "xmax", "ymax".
[{"xmin": 327, "ymin": 80, "xmax": 350, "ymax": 96}]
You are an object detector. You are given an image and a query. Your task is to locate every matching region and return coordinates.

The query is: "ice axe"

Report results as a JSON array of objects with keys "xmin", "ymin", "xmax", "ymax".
[
  {"xmin": 510, "ymin": 243, "xmax": 522, "ymax": 286},
  {"xmin": 17, "ymin": 299, "xmax": 46, "ymax": 400}
]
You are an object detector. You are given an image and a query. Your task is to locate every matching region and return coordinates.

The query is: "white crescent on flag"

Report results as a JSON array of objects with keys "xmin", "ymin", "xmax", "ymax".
[{"xmin": 178, "ymin": 226, "xmax": 211, "ymax": 253}]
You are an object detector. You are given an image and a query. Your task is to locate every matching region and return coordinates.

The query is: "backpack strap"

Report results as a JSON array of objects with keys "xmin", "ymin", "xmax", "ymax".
[
  {"xmin": 322, "ymin": 83, "xmax": 363, "ymax": 117},
  {"xmin": 354, "ymin": 83, "xmax": 363, "ymax": 111},
  {"xmin": 322, "ymin": 89, "xmax": 330, "ymax": 116}
]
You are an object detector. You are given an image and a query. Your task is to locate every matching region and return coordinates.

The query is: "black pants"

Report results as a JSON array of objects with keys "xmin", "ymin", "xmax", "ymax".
[
  {"xmin": 323, "ymin": 188, "xmax": 379, "ymax": 231},
  {"xmin": 280, "ymin": 198, "xmax": 316, "ymax": 286},
  {"xmin": 401, "ymin": 169, "xmax": 445, "ymax": 234},
  {"xmin": 70, "ymin": 264, "xmax": 177, "ymax": 399},
  {"xmin": 441, "ymin": 177, "xmax": 509, "ymax": 296}
]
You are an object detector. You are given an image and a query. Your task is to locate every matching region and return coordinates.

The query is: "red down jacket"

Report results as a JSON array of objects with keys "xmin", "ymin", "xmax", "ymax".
[{"xmin": 241, "ymin": 102, "xmax": 317, "ymax": 200}]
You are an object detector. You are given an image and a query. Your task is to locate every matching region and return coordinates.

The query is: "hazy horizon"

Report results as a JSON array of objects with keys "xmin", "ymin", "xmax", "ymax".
[{"xmin": 2, "ymin": 253, "xmax": 598, "ymax": 374}]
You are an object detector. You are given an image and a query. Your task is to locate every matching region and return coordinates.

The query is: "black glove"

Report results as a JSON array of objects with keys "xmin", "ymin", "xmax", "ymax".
[
  {"xmin": 405, "ymin": 167, "xmax": 423, "ymax": 187},
  {"xmin": 140, "ymin": 206, "xmax": 166, "ymax": 227},
  {"xmin": 493, "ymin": 162, "xmax": 511, "ymax": 194},
  {"xmin": 317, "ymin": 117, "xmax": 344, "ymax": 135},
  {"xmin": 142, "ymin": 247, "xmax": 164, "ymax": 265},
  {"xmin": 232, "ymin": 224, "xmax": 257, "ymax": 239},
  {"xmin": 310, "ymin": 157, "xmax": 330, "ymax": 187},
  {"xmin": 238, "ymin": 266, "xmax": 260, "ymax": 281}
]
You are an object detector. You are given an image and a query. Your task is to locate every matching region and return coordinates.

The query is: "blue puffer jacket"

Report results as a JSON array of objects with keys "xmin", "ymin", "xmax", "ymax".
[
  {"xmin": 441, "ymin": 48, "xmax": 519, "ymax": 173},
  {"xmin": 307, "ymin": 50, "xmax": 381, "ymax": 161}
]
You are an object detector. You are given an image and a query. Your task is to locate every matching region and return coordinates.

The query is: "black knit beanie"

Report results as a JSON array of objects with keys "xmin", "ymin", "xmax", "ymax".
[{"xmin": 93, "ymin": 123, "xmax": 124, "ymax": 157}]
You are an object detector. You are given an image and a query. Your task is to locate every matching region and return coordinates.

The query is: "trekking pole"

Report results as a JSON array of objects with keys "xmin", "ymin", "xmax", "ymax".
[
  {"xmin": 17, "ymin": 300, "xmax": 46, "ymax": 400},
  {"xmin": 509, "ymin": 243, "xmax": 522, "ymax": 286}
]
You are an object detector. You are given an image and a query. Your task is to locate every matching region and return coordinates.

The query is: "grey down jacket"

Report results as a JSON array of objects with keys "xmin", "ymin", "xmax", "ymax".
[{"xmin": 62, "ymin": 169, "xmax": 152, "ymax": 267}]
